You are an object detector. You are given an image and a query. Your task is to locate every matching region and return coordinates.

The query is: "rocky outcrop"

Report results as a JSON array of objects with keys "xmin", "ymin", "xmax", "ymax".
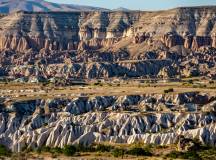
[
  {"xmin": 211, "ymin": 33, "xmax": 216, "ymax": 48},
  {"xmin": 162, "ymin": 33, "xmax": 214, "ymax": 50},
  {"xmin": 133, "ymin": 33, "xmax": 146, "ymax": 44},
  {"xmin": 0, "ymin": 6, "xmax": 216, "ymax": 154},
  {"xmin": 191, "ymin": 36, "xmax": 212, "ymax": 50},
  {"xmin": 0, "ymin": 92, "xmax": 215, "ymax": 152},
  {"xmin": 184, "ymin": 34, "xmax": 194, "ymax": 49},
  {"xmin": 0, "ymin": 11, "xmax": 136, "ymax": 52},
  {"xmin": 161, "ymin": 33, "xmax": 184, "ymax": 48},
  {"xmin": 0, "ymin": 7, "xmax": 216, "ymax": 52},
  {"xmin": 7, "ymin": 59, "xmax": 177, "ymax": 79}
]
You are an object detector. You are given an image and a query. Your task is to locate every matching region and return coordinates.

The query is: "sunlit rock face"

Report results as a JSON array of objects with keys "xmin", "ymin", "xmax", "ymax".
[
  {"xmin": 0, "ymin": 92, "xmax": 215, "ymax": 152},
  {"xmin": 0, "ymin": 11, "xmax": 137, "ymax": 51},
  {"xmin": 212, "ymin": 34, "xmax": 216, "ymax": 48},
  {"xmin": 0, "ymin": 7, "xmax": 216, "ymax": 52},
  {"xmin": 0, "ymin": 6, "xmax": 216, "ymax": 153}
]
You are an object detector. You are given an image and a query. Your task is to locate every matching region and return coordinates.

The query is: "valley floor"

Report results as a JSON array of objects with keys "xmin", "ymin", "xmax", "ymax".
[{"xmin": 0, "ymin": 77, "xmax": 215, "ymax": 101}]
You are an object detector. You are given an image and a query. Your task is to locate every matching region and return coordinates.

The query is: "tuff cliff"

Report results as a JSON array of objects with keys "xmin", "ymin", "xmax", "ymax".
[
  {"xmin": 0, "ymin": 7, "xmax": 215, "ymax": 80},
  {"xmin": 0, "ymin": 6, "xmax": 216, "ymax": 154},
  {"xmin": 0, "ymin": 92, "xmax": 215, "ymax": 152},
  {"xmin": 0, "ymin": 7, "xmax": 216, "ymax": 52}
]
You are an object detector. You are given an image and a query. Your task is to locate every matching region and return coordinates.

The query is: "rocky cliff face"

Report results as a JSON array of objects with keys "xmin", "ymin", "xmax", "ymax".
[
  {"xmin": 0, "ymin": 7, "xmax": 216, "ymax": 52},
  {"xmin": 0, "ymin": 7, "xmax": 215, "ymax": 79},
  {"xmin": 0, "ymin": 7, "xmax": 216, "ymax": 153},
  {"xmin": 0, "ymin": 11, "xmax": 138, "ymax": 52}
]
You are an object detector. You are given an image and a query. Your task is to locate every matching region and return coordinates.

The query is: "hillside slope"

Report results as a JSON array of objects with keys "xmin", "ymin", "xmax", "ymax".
[
  {"xmin": 0, "ymin": 0, "xmax": 107, "ymax": 13},
  {"xmin": 0, "ymin": 6, "xmax": 215, "ymax": 80}
]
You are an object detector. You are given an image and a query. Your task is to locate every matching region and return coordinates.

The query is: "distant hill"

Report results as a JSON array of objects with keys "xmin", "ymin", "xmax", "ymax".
[
  {"xmin": 0, "ymin": 0, "xmax": 108, "ymax": 13},
  {"xmin": 113, "ymin": 7, "xmax": 131, "ymax": 11}
]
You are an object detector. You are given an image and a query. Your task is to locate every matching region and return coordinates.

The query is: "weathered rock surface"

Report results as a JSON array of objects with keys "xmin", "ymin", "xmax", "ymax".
[
  {"xmin": 0, "ymin": 7, "xmax": 216, "ymax": 152},
  {"xmin": 0, "ymin": 7, "xmax": 216, "ymax": 52},
  {"xmin": 0, "ymin": 7, "xmax": 216, "ymax": 78},
  {"xmin": 6, "ymin": 59, "xmax": 177, "ymax": 79},
  {"xmin": 0, "ymin": 7, "xmax": 215, "ymax": 79},
  {"xmin": 0, "ymin": 92, "xmax": 215, "ymax": 152}
]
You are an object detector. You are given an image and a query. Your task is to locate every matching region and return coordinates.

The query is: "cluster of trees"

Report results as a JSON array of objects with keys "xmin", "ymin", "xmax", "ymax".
[{"xmin": 36, "ymin": 144, "xmax": 152, "ymax": 158}]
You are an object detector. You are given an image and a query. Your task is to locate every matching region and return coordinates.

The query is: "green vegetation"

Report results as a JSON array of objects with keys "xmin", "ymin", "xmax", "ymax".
[
  {"xmin": 36, "ymin": 144, "xmax": 113, "ymax": 156},
  {"xmin": 165, "ymin": 144, "xmax": 216, "ymax": 160},
  {"xmin": 188, "ymin": 79, "xmax": 194, "ymax": 84},
  {"xmin": 2, "ymin": 142, "xmax": 216, "ymax": 159},
  {"xmin": 95, "ymin": 144, "xmax": 113, "ymax": 152},
  {"xmin": 0, "ymin": 144, "xmax": 11, "ymax": 157},
  {"xmin": 165, "ymin": 150, "xmax": 200, "ymax": 159},
  {"xmin": 112, "ymin": 148, "xmax": 125, "ymax": 158},
  {"xmin": 127, "ymin": 147, "xmax": 152, "ymax": 156},
  {"xmin": 62, "ymin": 145, "xmax": 76, "ymax": 156},
  {"xmin": 34, "ymin": 144, "xmax": 154, "ymax": 158},
  {"xmin": 36, "ymin": 146, "xmax": 51, "ymax": 153},
  {"xmin": 198, "ymin": 148, "xmax": 216, "ymax": 159}
]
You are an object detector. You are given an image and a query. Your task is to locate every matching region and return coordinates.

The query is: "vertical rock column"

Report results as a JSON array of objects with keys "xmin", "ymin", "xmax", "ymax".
[
  {"xmin": 161, "ymin": 33, "xmax": 184, "ymax": 48},
  {"xmin": 211, "ymin": 33, "xmax": 216, "ymax": 48},
  {"xmin": 184, "ymin": 35, "xmax": 193, "ymax": 49},
  {"xmin": 191, "ymin": 36, "xmax": 212, "ymax": 50}
]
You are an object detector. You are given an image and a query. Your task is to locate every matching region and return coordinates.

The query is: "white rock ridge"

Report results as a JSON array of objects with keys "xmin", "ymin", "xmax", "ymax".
[{"xmin": 0, "ymin": 92, "xmax": 215, "ymax": 152}]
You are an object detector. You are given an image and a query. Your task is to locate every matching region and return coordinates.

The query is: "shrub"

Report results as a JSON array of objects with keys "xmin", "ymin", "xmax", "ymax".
[
  {"xmin": 112, "ymin": 148, "xmax": 125, "ymax": 158},
  {"xmin": 0, "ymin": 144, "xmax": 11, "ymax": 157},
  {"xmin": 93, "ymin": 82, "xmax": 100, "ymax": 86},
  {"xmin": 95, "ymin": 144, "xmax": 113, "ymax": 152},
  {"xmin": 75, "ymin": 144, "xmax": 95, "ymax": 152},
  {"xmin": 36, "ymin": 146, "xmax": 51, "ymax": 153},
  {"xmin": 93, "ymin": 82, "xmax": 103, "ymax": 86},
  {"xmin": 209, "ymin": 81, "xmax": 214, "ymax": 84},
  {"xmin": 165, "ymin": 150, "xmax": 200, "ymax": 159},
  {"xmin": 62, "ymin": 145, "xmax": 76, "ymax": 156},
  {"xmin": 188, "ymin": 80, "xmax": 194, "ymax": 84},
  {"xmin": 164, "ymin": 88, "xmax": 174, "ymax": 94},
  {"xmin": 198, "ymin": 148, "xmax": 216, "ymax": 159},
  {"xmin": 50, "ymin": 147, "xmax": 63, "ymax": 154},
  {"xmin": 127, "ymin": 147, "xmax": 152, "ymax": 156},
  {"xmin": 165, "ymin": 151, "xmax": 182, "ymax": 159},
  {"xmin": 182, "ymin": 151, "xmax": 200, "ymax": 159}
]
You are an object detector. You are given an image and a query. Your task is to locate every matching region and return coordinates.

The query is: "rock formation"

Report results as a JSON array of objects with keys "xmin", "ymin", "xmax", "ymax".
[
  {"xmin": 0, "ymin": 6, "xmax": 215, "ymax": 153},
  {"xmin": 0, "ymin": 92, "xmax": 215, "ymax": 152},
  {"xmin": 1, "ymin": 7, "xmax": 216, "ymax": 52}
]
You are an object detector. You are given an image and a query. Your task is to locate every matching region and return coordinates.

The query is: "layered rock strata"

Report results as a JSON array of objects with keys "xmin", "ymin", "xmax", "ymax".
[{"xmin": 0, "ymin": 7, "xmax": 216, "ymax": 52}]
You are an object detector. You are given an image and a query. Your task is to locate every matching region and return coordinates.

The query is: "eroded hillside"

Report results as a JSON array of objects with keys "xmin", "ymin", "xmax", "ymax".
[
  {"xmin": 0, "ymin": 7, "xmax": 215, "ymax": 80},
  {"xmin": 0, "ymin": 6, "xmax": 215, "ymax": 159}
]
